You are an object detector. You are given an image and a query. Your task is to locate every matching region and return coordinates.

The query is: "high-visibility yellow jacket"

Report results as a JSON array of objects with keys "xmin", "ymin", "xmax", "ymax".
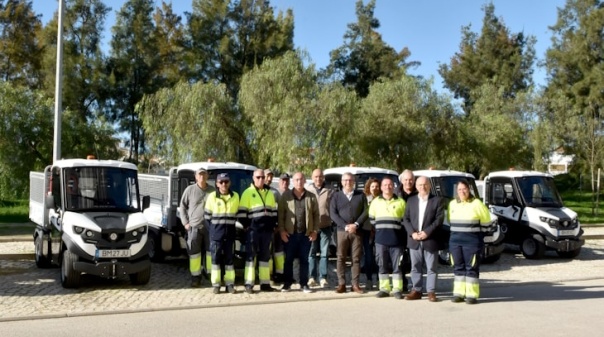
[
  {"xmin": 239, "ymin": 184, "xmax": 278, "ymax": 232},
  {"xmin": 369, "ymin": 195, "xmax": 406, "ymax": 246},
  {"xmin": 204, "ymin": 191, "xmax": 241, "ymax": 241},
  {"xmin": 447, "ymin": 197, "xmax": 492, "ymax": 246}
]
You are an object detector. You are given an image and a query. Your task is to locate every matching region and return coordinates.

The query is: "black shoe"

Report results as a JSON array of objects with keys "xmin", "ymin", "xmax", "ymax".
[
  {"xmin": 260, "ymin": 284, "xmax": 276, "ymax": 292},
  {"xmin": 213, "ymin": 287, "xmax": 220, "ymax": 294},
  {"xmin": 465, "ymin": 298, "xmax": 477, "ymax": 305},
  {"xmin": 281, "ymin": 285, "xmax": 291, "ymax": 292},
  {"xmin": 451, "ymin": 296, "xmax": 464, "ymax": 303},
  {"xmin": 272, "ymin": 273, "xmax": 283, "ymax": 284},
  {"xmin": 393, "ymin": 292, "xmax": 403, "ymax": 300},
  {"xmin": 245, "ymin": 285, "xmax": 254, "ymax": 294},
  {"xmin": 376, "ymin": 291, "xmax": 390, "ymax": 298},
  {"xmin": 191, "ymin": 276, "xmax": 201, "ymax": 288},
  {"xmin": 227, "ymin": 285, "xmax": 236, "ymax": 294}
]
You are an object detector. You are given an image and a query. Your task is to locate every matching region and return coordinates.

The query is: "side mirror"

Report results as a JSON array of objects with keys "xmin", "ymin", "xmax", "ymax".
[
  {"xmin": 45, "ymin": 194, "xmax": 55, "ymax": 209},
  {"xmin": 142, "ymin": 195, "xmax": 150, "ymax": 210}
]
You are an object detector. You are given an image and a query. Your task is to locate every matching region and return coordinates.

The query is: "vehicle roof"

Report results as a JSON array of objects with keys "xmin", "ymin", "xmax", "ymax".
[
  {"xmin": 52, "ymin": 159, "xmax": 138, "ymax": 170},
  {"xmin": 488, "ymin": 170, "xmax": 553, "ymax": 178},
  {"xmin": 413, "ymin": 169, "xmax": 475, "ymax": 179},
  {"xmin": 176, "ymin": 161, "xmax": 257, "ymax": 172},
  {"xmin": 323, "ymin": 166, "xmax": 398, "ymax": 176}
]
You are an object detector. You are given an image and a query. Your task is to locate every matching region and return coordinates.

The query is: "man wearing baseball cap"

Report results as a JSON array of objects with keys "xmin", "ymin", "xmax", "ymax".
[
  {"xmin": 204, "ymin": 172, "xmax": 241, "ymax": 294},
  {"xmin": 180, "ymin": 168, "xmax": 215, "ymax": 287}
]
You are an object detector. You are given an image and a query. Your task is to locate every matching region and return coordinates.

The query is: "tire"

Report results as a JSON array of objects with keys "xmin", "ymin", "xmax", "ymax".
[
  {"xmin": 438, "ymin": 249, "xmax": 451, "ymax": 266},
  {"xmin": 482, "ymin": 253, "xmax": 501, "ymax": 264},
  {"xmin": 34, "ymin": 235, "xmax": 52, "ymax": 268},
  {"xmin": 521, "ymin": 235, "xmax": 546, "ymax": 259},
  {"xmin": 61, "ymin": 250, "xmax": 81, "ymax": 288},
  {"xmin": 148, "ymin": 232, "xmax": 165, "ymax": 262},
  {"xmin": 557, "ymin": 248, "xmax": 581, "ymax": 259},
  {"xmin": 129, "ymin": 265, "xmax": 151, "ymax": 285}
]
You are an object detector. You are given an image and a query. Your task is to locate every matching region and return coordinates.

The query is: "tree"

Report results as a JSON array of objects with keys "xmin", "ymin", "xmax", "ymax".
[
  {"xmin": 138, "ymin": 80, "xmax": 242, "ymax": 167},
  {"xmin": 0, "ymin": 82, "xmax": 118, "ymax": 198},
  {"xmin": 356, "ymin": 75, "xmax": 451, "ymax": 172},
  {"xmin": 0, "ymin": 0, "xmax": 43, "ymax": 88},
  {"xmin": 108, "ymin": 0, "xmax": 161, "ymax": 163},
  {"xmin": 186, "ymin": 0, "xmax": 294, "ymax": 98},
  {"xmin": 439, "ymin": 3, "xmax": 535, "ymax": 114},
  {"xmin": 325, "ymin": 0, "xmax": 415, "ymax": 98},
  {"xmin": 544, "ymin": 0, "xmax": 604, "ymax": 211},
  {"xmin": 153, "ymin": 1, "xmax": 187, "ymax": 88},
  {"xmin": 239, "ymin": 51, "xmax": 318, "ymax": 172},
  {"xmin": 39, "ymin": 0, "xmax": 110, "ymax": 125}
]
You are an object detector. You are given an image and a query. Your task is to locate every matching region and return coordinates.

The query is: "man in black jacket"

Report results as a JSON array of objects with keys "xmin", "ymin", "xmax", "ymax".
[
  {"xmin": 402, "ymin": 176, "xmax": 444, "ymax": 302},
  {"xmin": 330, "ymin": 172, "xmax": 368, "ymax": 294}
]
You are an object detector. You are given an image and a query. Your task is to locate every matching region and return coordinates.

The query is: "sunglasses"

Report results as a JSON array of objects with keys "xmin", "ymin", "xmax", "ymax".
[
  {"xmin": 254, "ymin": 176, "xmax": 265, "ymax": 179},
  {"xmin": 217, "ymin": 181, "xmax": 230, "ymax": 185}
]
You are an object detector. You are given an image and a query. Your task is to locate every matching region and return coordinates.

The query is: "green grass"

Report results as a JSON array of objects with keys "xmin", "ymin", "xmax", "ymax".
[
  {"xmin": 0, "ymin": 199, "xmax": 29, "ymax": 223},
  {"xmin": 560, "ymin": 190, "xmax": 604, "ymax": 225}
]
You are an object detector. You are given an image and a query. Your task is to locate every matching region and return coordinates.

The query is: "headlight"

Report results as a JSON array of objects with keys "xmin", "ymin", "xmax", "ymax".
[
  {"xmin": 539, "ymin": 216, "xmax": 559, "ymax": 227},
  {"xmin": 74, "ymin": 226, "xmax": 84, "ymax": 234},
  {"xmin": 127, "ymin": 226, "xmax": 146, "ymax": 242}
]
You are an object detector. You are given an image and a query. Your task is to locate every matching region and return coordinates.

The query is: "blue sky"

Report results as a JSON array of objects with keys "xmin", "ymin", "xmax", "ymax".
[{"xmin": 33, "ymin": 0, "xmax": 566, "ymax": 90}]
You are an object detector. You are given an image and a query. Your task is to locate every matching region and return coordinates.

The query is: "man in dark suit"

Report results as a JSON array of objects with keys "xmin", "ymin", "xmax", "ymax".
[
  {"xmin": 402, "ymin": 176, "xmax": 444, "ymax": 302},
  {"xmin": 330, "ymin": 172, "xmax": 368, "ymax": 294}
]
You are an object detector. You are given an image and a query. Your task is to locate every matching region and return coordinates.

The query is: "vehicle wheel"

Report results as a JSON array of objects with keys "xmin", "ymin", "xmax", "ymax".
[
  {"xmin": 521, "ymin": 235, "xmax": 546, "ymax": 259},
  {"xmin": 557, "ymin": 248, "xmax": 581, "ymax": 259},
  {"xmin": 482, "ymin": 253, "xmax": 501, "ymax": 264},
  {"xmin": 34, "ymin": 235, "xmax": 52, "ymax": 268},
  {"xmin": 61, "ymin": 250, "xmax": 81, "ymax": 288},
  {"xmin": 130, "ymin": 265, "xmax": 151, "ymax": 285},
  {"xmin": 438, "ymin": 249, "xmax": 451, "ymax": 266},
  {"xmin": 148, "ymin": 232, "xmax": 165, "ymax": 262}
]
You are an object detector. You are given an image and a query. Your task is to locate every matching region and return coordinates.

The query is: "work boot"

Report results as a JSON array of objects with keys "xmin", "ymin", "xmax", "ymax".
[
  {"xmin": 245, "ymin": 285, "xmax": 254, "ymax": 294},
  {"xmin": 260, "ymin": 284, "xmax": 276, "ymax": 292},
  {"xmin": 191, "ymin": 276, "xmax": 201, "ymax": 288},
  {"xmin": 227, "ymin": 285, "xmax": 236, "ymax": 294},
  {"xmin": 213, "ymin": 287, "xmax": 220, "ymax": 294}
]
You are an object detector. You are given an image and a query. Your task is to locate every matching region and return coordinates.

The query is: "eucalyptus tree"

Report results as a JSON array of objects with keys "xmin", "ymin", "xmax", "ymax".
[
  {"xmin": 0, "ymin": 0, "xmax": 43, "ymax": 88},
  {"xmin": 39, "ymin": 0, "xmax": 110, "ymax": 126},
  {"xmin": 108, "ymin": 0, "xmax": 161, "ymax": 163}
]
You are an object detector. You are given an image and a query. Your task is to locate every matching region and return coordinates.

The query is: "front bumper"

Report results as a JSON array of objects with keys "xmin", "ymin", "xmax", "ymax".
[
  {"xmin": 484, "ymin": 242, "xmax": 505, "ymax": 257},
  {"xmin": 545, "ymin": 237, "xmax": 585, "ymax": 252},
  {"xmin": 74, "ymin": 257, "xmax": 150, "ymax": 278}
]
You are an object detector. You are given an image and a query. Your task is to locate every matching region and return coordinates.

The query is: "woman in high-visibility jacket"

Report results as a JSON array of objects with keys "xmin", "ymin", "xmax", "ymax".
[{"xmin": 447, "ymin": 180, "xmax": 492, "ymax": 304}]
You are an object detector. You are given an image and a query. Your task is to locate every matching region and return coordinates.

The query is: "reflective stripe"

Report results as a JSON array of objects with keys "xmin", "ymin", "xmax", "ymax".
[
  {"xmin": 375, "ymin": 224, "xmax": 402, "ymax": 230},
  {"xmin": 450, "ymin": 226, "xmax": 482, "ymax": 233},
  {"xmin": 453, "ymin": 275, "xmax": 466, "ymax": 297},
  {"xmin": 466, "ymin": 276, "xmax": 480, "ymax": 299},
  {"xmin": 378, "ymin": 274, "xmax": 391, "ymax": 292}
]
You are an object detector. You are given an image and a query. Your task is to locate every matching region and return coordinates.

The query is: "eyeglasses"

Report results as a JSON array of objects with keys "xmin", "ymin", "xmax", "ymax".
[
  {"xmin": 217, "ymin": 181, "xmax": 230, "ymax": 185},
  {"xmin": 254, "ymin": 176, "xmax": 265, "ymax": 179}
]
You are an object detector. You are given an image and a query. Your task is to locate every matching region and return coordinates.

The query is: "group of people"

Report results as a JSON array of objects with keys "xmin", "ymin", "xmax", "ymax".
[{"xmin": 179, "ymin": 167, "xmax": 493, "ymax": 304}]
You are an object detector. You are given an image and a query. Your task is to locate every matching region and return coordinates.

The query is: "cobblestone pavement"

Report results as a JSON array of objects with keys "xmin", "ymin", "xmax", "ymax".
[{"xmin": 1, "ymin": 238, "xmax": 603, "ymax": 322}]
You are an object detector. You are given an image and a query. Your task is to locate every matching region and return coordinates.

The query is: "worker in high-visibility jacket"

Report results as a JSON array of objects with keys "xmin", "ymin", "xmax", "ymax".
[
  {"xmin": 204, "ymin": 173, "xmax": 241, "ymax": 294},
  {"xmin": 180, "ymin": 168, "xmax": 215, "ymax": 288},
  {"xmin": 447, "ymin": 179, "xmax": 493, "ymax": 304},
  {"xmin": 239, "ymin": 169, "xmax": 278, "ymax": 294},
  {"xmin": 369, "ymin": 177, "xmax": 407, "ymax": 299}
]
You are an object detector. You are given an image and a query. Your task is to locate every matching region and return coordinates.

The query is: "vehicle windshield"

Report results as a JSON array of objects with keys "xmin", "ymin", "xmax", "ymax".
[
  {"xmin": 325, "ymin": 173, "xmax": 400, "ymax": 192},
  {"xmin": 432, "ymin": 176, "xmax": 480, "ymax": 201},
  {"xmin": 178, "ymin": 169, "xmax": 254, "ymax": 197},
  {"xmin": 64, "ymin": 167, "xmax": 140, "ymax": 212},
  {"xmin": 516, "ymin": 176, "xmax": 563, "ymax": 207}
]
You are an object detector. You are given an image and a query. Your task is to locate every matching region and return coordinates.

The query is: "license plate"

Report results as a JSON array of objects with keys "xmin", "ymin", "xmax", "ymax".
[
  {"xmin": 96, "ymin": 249, "xmax": 131, "ymax": 258},
  {"xmin": 558, "ymin": 229, "xmax": 575, "ymax": 236}
]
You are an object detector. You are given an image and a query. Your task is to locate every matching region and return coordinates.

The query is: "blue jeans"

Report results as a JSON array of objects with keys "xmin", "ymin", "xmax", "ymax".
[
  {"xmin": 283, "ymin": 232, "xmax": 312, "ymax": 288},
  {"xmin": 308, "ymin": 227, "xmax": 332, "ymax": 280}
]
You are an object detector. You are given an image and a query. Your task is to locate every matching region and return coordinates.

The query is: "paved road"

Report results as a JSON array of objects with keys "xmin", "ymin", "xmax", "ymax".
[
  {"xmin": 1, "ymin": 239, "xmax": 603, "ymax": 322},
  {"xmin": 2, "ymin": 278, "xmax": 603, "ymax": 337}
]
